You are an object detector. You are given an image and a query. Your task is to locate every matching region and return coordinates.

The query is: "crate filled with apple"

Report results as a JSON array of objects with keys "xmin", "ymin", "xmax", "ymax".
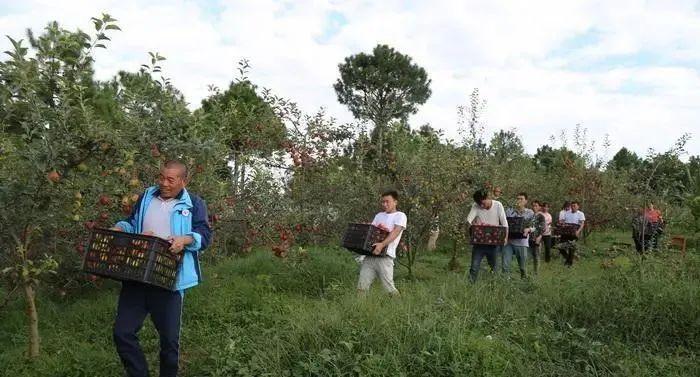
[{"xmin": 82, "ymin": 228, "xmax": 180, "ymax": 290}]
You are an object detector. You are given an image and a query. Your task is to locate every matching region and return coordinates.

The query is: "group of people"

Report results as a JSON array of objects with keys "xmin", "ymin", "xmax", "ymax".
[
  {"xmin": 464, "ymin": 188, "xmax": 586, "ymax": 282},
  {"xmin": 107, "ymin": 160, "xmax": 594, "ymax": 376},
  {"xmin": 357, "ymin": 187, "xmax": 588, "ymax": 292}
]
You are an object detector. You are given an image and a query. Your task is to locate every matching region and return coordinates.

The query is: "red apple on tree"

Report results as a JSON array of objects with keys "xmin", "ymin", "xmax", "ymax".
[{"xmin": 47, "ymin": 170, "xmax": 61, "ymax": 183}]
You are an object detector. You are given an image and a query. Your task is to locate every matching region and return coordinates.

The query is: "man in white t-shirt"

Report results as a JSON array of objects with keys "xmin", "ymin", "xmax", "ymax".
[
  {"xmin": 466, "ymin": 189, "xmax": 508, "ymax": 282},
  {"xmin": 558, "ymin": 201, "xmax": 571, "ymax": 224},
  {"xmin": 559, "ymin": 200, "xmax": 585, "ymax": 266},
  {"xmin": 357, "ymin": 190, "xmax": 407, "ymax": 295}
]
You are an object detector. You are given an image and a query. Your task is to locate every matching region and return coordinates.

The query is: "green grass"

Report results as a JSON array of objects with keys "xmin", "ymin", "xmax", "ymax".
[{"xmin": 1, "ymin": 231, "xmax": 698, "ymax": 376}]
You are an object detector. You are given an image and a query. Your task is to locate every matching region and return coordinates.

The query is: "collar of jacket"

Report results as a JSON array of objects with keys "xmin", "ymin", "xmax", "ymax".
[{"xmin": 147, "ymin": 186, "xmax": 193, "ymax": 208}]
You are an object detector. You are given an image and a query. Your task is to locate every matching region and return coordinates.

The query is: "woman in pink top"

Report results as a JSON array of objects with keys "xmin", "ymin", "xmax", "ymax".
[{"xmin": 541, "ymin": 202, "xmax": 553, "ymax": 262}]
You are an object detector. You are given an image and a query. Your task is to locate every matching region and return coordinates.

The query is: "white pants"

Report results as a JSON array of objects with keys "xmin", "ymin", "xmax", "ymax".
[{"xmin": 357, "ymin": 256, "xmax": 398, "ymax": 294}]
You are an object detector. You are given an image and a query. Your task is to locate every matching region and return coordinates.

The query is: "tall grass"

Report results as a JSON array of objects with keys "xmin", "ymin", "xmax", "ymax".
[{"xmin": 0, "ymin": 232, "xmax": 697, "ymax": 376}]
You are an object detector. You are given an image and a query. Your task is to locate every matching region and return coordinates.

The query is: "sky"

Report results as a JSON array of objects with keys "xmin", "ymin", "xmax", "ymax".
[{"xmin": 1, "ymin": 0, "xmax": 699, "ymax": 159}]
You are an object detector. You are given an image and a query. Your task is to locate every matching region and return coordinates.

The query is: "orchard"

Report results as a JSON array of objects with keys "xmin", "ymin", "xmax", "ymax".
[{"xmin": 1, "ymin": 14, "xmax": 699, "ymax": 377}]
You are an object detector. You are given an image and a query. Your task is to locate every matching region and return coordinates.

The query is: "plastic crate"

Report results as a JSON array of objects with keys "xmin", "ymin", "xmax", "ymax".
[
  {"xmin": 82, "ymin": 228, "xmax": 180, "ymax": 290},
  {"xmin": 470, "ymin": 225, "xmax": 507, "ymax": 245},
  {"xmin": 633, "ymin": 219, "xmax": 663, "ymax": 239},
  {"xmin": 553, "ymin": 223, "xmax": 580, "ymax": 237},
  {"xmin": 506, "ymin": 216, "xmax": 527, "ymax": 239},
  {"xmin": 341, "ymin": 223, "xmax": 388, "ymax": 255}
]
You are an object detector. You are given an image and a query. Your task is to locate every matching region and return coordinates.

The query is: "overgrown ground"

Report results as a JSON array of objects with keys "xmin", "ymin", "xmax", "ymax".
[{"xmin": 1, "ymin": 231, "xmax": 698, "ymax": 376}]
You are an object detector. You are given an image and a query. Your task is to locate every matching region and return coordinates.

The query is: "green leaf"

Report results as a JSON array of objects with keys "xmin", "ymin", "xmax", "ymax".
[
  {"xmin": 93, "ymin": 19, "xmax": 103, "ymax": 31},
  {"xmin": 102, "ymin": 13, "xmax": 117, "ymax": 22},
  {"xmin": 105, "ymin": 24, "xmax": 121, "ymax": 31},
  {"xmin": 97, "ymin": 33, "xmax": 111, "ymax": 41},
  {"xmin": 95, "ymin": 44, "xmax": 106, "ymax": 49}
]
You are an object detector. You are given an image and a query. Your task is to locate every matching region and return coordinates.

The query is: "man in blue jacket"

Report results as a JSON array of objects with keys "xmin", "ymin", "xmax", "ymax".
[{"xmin": 112, "ymin": 160, "xmax": 211, "ymax": 377}]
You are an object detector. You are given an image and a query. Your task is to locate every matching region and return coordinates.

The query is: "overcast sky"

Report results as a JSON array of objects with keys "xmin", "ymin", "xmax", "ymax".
[{"xmin": 1, "ymin": 0, "xmax": 698, "ymax": 159}]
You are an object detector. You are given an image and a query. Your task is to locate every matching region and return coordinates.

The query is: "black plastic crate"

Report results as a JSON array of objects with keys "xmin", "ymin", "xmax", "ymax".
[
  {"xmin": 554, "ymin": 223, "xmax": 580, "ymax": 237},
  {"xmin": 82, "ymin": 228, "xmax": 180, "ymax": 290},
  {"xmin": 470, "ymin": 224, "xmax": 508, "ymax": 245},
  {"xmin": 341, "ymin": 223, "xmax": 388, "ymax": 255},
  {"xmin": 506, "ymin": 216, "xmax": 527, "ymax": 239},
  {"xmin": 633, "ymin": 217, "xmax": 663, "ymax": 239}
]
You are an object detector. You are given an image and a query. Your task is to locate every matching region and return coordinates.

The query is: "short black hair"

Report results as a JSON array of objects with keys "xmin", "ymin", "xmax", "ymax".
[
  {"xmin": 517, "ymin": 192, "xmax": 528, "ymax": 200},
  {"xmin": 473, "ymin": 189, "xmax": 489, "ymax": 204},
  {"xmin": 571, "ymin": 200, "xmax": 580, "ymax": 206},
  {"xmin": 163, "ymin": 159, "xmax": 189, "ymax": 179},
  {"xmin": 531, "ymin": 200, "xmax": 541, "ymax": 206},
  {"xmin": 381, "ymin": 190, "xmax": 399, "ymax": 200},
  {"xmin": 562, "ymin": 201, "xmax": 571, "ymax": 209},
  {"xmin": 542, "ymin": 201, "xmax": 549, "ymax": 207}
]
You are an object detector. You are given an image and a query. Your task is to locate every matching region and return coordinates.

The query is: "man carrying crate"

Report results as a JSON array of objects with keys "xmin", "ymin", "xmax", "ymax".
[
  {"xmin": 357, "ymin": 190, "xmax": 407, "ymax": 295},
  {"xmin": 558, "ymin": 200, "xmax": 585, "ymax": 267},
  {"xmin": 503, "ymin": 192, "xmax": 537, "ymax": 279},
  {"xmin": 111, "ymin": 160, "xmax": 212, "ymax": 377},
  {"xmin": 466, "ymin": 189, "xmax": 508, "ymax": 282}
]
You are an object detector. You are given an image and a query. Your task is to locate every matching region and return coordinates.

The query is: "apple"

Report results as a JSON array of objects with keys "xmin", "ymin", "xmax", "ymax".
[
  {"xmin": 47, "ymin": 170, "xmax": 61, "ymax": 183},
  {"xmin": 129, "ymin": 178, "xmax": 140, "ymax": 188},
  {"xmin": 84, "ymin": 220, "xmax": 96, "ymax": 230},
  {"xmin": 150, "ymin": 144, "xmax": 161, "ymax": 157},
  {"xmin": 100, "ymin": 212, "xmax": 109, "ymax": 220},
  {"xmin": 98, "ymin": 195, "xmax": 112, "ymax": 206},
  {"xmin": 74, "ymin": 191, "xmax": 83, "ymax": 200}
]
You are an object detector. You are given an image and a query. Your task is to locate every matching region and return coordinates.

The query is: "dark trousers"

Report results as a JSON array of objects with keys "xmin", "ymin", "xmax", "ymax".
[
  {"xmin": 113, "ymin": 281, "xmax": 183, "ymax": 377},
  {"xmin": 559, "ymin": 235, "xmax": 578, "ymax": 266},
  {"xmin": 542, "ymin": 235, "xmax": 553, "ymax": 262},
  {"xmin": 634, "ymin": 234, "xmax": 660, "ymax": 253},
  {"xmin": 528, "ymin": 242, "xmax": 540, "ymax": 275},
  {"xmin": 469, "ymin": 244, "xmax": 499, "ymax": 282}
]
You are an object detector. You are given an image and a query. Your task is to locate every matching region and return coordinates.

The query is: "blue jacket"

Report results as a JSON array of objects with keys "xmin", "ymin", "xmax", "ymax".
[{"xmin": 115, "ymin": 186, "xmax": 212, "ymax": 290}]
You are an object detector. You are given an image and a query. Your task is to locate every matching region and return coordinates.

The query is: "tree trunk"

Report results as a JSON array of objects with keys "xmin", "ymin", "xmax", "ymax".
[
  {"xmin": 24, "ymin": 283, "xmax": 39, "ymax": 358},
  {"xmin": 427, "ymin": 228, "xmax": 440, "ymax": 251},
  {"xmin": 239, "ymin": 164, "xmax": 247, "ymax": 190},
  {"xmin": 377, "ymin": 124, "xmax": 384, "ymax": 160},
  {"xmin": 231, "ymin": 154, "xmax": 240, "ymax": 195},
  {"xmin": 447, "ymin": 239, "xmax": 461, "ymax": 271}
]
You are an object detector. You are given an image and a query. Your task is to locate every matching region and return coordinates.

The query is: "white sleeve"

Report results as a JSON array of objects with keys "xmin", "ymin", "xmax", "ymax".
[
  {"xmin": 466, "ymin": 204, "xmax": 478, "ymax": 224},
  {"xmin": 579, "ymin": 212, "xmax": 586, "ymax": 222},
  {"xmin": 394, "ymin": 212, "xmax": 407, "ymax": 229},
  {"xmin": 371, "ymin": 214, "xmax": 381, "ymax": 226},
  {"xmin": 498, "ymin": 203, "xmax": 508, "ymax": 226}
]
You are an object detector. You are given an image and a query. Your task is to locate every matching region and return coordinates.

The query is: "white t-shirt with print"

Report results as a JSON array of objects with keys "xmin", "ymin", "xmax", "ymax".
[
  {"xmin": 558, "ymin": 209, "xmax": 569, "ymax": 222},
  {"xmin": 562, "ymin": 210, "xmax": 585, "ymax": 225},
  {"xmin": 372, "ymin": 211, "xmax": 408, "ymax": 258}
]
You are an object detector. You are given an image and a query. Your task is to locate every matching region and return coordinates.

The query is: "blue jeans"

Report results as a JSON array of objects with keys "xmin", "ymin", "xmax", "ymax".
[
  {"xmin": 503, "ymin": 244, "xmax": 528, "ymax": 278},
  {"xmin": 469, "ymin": 244, "xmax": 500, "ymax": 282}
]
